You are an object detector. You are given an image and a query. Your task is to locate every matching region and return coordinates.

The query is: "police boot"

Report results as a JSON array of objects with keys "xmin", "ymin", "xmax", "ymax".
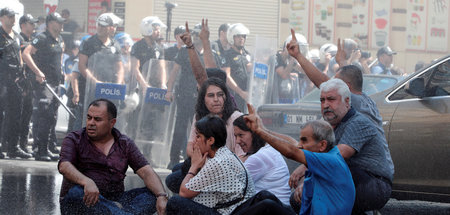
[
  {"xmin": 19, "ymin": 137, "xmax": 32, "ymax": 154},
  {"xmin": 7, "ymin": 146, "xmax": 33, "ymax": 159},
  {"xmin": 48, "ymin": 141, "xmax": 60, "ymax": 154},
  {"xmin": 35, "ymin": 141, "xmax": 52, "ymax": 161},
  {"xmin": 45, "ymin": 149, "xmax": 59, "ymax": 161}
]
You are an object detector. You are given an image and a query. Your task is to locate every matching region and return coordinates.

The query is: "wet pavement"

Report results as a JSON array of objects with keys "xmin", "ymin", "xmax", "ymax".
[
  {"xmin": 0, "ymin": 158, "xmax": 170, "ymax": 215},
  {"xmin": 1, "ymin": 157, "xmax": 450, "ymax": 215}
]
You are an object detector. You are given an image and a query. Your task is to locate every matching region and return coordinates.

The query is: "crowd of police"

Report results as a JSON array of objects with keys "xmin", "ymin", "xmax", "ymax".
[{"xmin": 0, "ymin": 4, "xmax": 402, "ymax": 164}]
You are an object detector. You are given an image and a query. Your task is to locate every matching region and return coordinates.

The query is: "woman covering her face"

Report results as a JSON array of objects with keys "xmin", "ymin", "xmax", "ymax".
[
  {"xmin": 233, "ymin": 115, "xmax": 292, "ymax": 206},
  {"xmin": 166, "ymin": 115, "xmax": 255, "ymax": 215},
  {"xmin": 165, "ymin": 77, "xmax": 245, "ymax": 194}
]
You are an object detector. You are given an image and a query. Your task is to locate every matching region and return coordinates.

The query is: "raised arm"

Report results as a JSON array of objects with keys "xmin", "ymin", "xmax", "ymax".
[
  {"xmin": 180, "ymin": 21, "xmax": 208, "ymax": 87},
  {"xmin": 199, "ymin": 19, "xmax": 217, "ymax": 69},
  {"xmin": 244, "ymin": 103, "xmax": 307, "ymax": 165},
  {"xmin": 287, "ymin": 29, "xmax": 329, "ymax": 88}
]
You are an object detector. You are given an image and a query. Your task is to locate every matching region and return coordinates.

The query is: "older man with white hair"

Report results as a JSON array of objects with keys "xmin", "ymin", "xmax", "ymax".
[{"xmin": 317, "ymin": 78, "xmax": 393, "ymax": 213}]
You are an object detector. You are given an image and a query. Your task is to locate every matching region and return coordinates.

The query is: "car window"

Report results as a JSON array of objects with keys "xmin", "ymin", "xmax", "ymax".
[
  {"xmin": 425, "ymin": 61, "xmax": 450, "ymax": 97},
  {"xmin": 390, "ymin": 59, "xmax": 450, "ymax": 100},
  {"xmin": 298, "ymin": 76, "xmax": 400, "ymax": 103}
]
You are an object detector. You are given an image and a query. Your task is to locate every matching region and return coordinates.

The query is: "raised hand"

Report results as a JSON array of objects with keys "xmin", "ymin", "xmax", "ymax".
[
  {"xmin": 191, "ymin": 143, "xmax": 207, "ymax": 170},
  {"xmin": 199, "ymin": 18, "xmax": 210, "ymax": 42},
  {"xmin": 180, "ymin": 21, "xmax": 193, "ymax": 47},
  {"xmin": 286, "ymin": 29, "xmax": 301, "ymax": 58},
  {"xmin": 244, "ymin": 103, "xmax": 263, "ymax": 133},
  {"xmin": 335, "ymin": 38, "xmax": 347, "ymax": 66}
]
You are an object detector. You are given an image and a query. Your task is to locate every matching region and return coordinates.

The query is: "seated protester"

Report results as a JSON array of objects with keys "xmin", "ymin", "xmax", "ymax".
[
  {"xmin": 244, "ymin": 107, "xmax": 355, "ymax": 215},
  {"xmin": 58, "ymin": 99, "xmax": 167, "ymax": 214},
  {"xmin": 166, "ymin": 115, "xmax": 255, "ymax": 215},
  {"xmin": 165, "ymin": 77, "xmax": 245, "ymax": 193},
  {"xmin": 285, "ymin": 30, "xmax": 393, "ymax": 213},
  {"xmin": 233, "ymin": 115, "xmax": 291, "ymax": 206}
]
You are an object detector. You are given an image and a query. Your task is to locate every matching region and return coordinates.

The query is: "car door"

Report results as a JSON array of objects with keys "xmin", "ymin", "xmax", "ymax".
[{"xmin": 386, "ymin": 57, "xmax": 450, "ymax": 194}]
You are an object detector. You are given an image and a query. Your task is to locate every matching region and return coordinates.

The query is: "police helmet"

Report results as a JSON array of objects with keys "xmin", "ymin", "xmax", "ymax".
[
  {"xmin": 114, "ymin": 32, "xmax": 134, "ymax": 48},
  {"xmin": 227, "ymin": 23, "xmax": 249, "ymax": 45},
  {"xmin": 319, "ymin": 43, "xmax": 337, "ymax": 63},
  {"xmin": 284, "ymin": 33, "xmax": 309, "ymax": 57},
  {"xmin": 140, "ymin": 16, "xmax": 166, "ymax": 36},
  {"xmin": 191, "ymin": 23, "xmax": 202, "ymax": 35}
]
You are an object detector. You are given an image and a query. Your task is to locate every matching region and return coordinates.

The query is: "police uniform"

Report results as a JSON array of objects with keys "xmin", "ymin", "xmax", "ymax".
[
  {"xmin": 129, "ymin": 38, "xmax": 164, "ymax": 142},
  {"xmin": 80, "ymin": 34, "xmax": 122, "ymax": 83},
  {"xmin": 211, "ymin": 39, "xmax": 227, "ymax": 67},
  {"xmin": 222, "ymin": 47, "xmax": 251, "ymax": 111},
  {"xmin": 31, "ymin": 29, "xmax": 64, "ymax": 161},
  {"xmin": 0, "ymin": 26, "xmax": 32, "ymax": 158},
  {"xmin": 131, "ymin": 38, "xmax": 164, "ymax": 70},
  {"xmin": 164, "ymin": 44, "xmax": 180, "ymax": 61},
  {"xmin": 18, "ymin": 31, "xmax": 36, "ymax": 153},
  {"xmin": 78, "ymin": 34, "xmax": 121, "ymax": 112}
]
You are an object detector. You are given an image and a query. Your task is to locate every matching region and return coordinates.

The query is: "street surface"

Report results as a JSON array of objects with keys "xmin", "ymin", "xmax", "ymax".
[{"xmin": 0, "ymin": 158, "xmax": 449, "ymax": 215}]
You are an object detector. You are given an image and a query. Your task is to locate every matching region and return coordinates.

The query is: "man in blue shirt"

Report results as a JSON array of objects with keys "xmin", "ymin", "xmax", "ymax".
[
  {"xmin": 371, "ymin": 46, "xmax": 396, "ymax": 75},
  {"xmin": 245, "ymin": 106, "xmax": 355, "ymax": 214}
]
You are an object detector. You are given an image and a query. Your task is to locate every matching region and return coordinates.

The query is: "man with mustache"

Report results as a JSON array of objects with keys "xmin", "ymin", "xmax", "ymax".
[
  {"xmin": 286, "ymin": 29, "xmax": 393, "ymax": 214},
  {"xmin": 58, "ymin": 98, "xmax": 167, "ymax": 214}
]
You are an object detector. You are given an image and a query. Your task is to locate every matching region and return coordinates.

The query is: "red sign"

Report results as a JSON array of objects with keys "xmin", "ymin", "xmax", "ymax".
[
  {"xmin": 44, "ymin": 0, "xmax": 59, "ymax": 14},
  {"xmin": 87, "ymin": 0, "xmax": 111, "ymax": 34}
]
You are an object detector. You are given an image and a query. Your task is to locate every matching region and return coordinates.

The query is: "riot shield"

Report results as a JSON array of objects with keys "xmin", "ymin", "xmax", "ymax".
[
  {"xmin": 82, "ymin": 48, "xmax": 128, "ymax": 128},
  {"xmin": 247, "ymin": 36, "xmax": 278, "ymax": 110},
  {"xmin": 133, "ymin": 59, "xmax": 177, "ymax": 168}
]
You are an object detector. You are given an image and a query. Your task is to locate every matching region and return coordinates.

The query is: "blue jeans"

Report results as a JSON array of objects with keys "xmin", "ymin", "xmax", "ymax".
[
  {"xmin": 166, "ymin": 196, "xmax": 221, "ymax": 215},
  {"xmin": 350, "ymin": 167, "xmax": 392, "ymax": 214},
  {"xmin": 60, "ymin": 185, "xmax": 156, "ymax": 215}
]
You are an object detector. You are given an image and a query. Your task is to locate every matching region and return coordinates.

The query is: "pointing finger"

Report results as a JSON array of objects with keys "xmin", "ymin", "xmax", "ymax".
[
  {"xmin": 290, "ymin": 28, "xmax": 297, "ymax": 41},
  {"xmin": 337, "ymin": 38, "xmax": 341, "ymax": 50},
  {"xmin": 247, "ymin": 103, "xmax": 255, "ymax": 114},
  {"xmin": 185, "ymin": 21, "xmax": 190, "ymax": 33}
]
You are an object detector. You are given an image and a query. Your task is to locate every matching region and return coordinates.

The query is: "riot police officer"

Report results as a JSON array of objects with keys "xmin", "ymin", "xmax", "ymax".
[
  {"xmin": 131, "ymin": 16, "xmax": 166, "ymax": 89},
  {"xmin": 129, "ymin": 16, "xmax": 166, "ymax": 155},
  {"xmin": 0, "ymin": 8, "xmax": 33, "ymax": 159},
  {"xmin": 22, "ymin": 12, "xmax": 65, "ymax": 161},
  {"xmin": 211, "ymin": 23, "xmax": 230, "ymax": 67},
  {"xmin": 18, "ymin": 14, "xmax": 38, "ymax": 154},
  {"xmin": 221, "ymin": 23, "xmax": 251, "ymax": 111},
  {"xmin": 76, "ymin": 13, "xmax": 123, "ymax": 126}
]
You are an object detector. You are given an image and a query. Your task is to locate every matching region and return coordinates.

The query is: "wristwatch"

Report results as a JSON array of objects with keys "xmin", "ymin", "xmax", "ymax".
[{"xmin": 156, "ymin": 192, "xmax": 169, "ymax": 199}]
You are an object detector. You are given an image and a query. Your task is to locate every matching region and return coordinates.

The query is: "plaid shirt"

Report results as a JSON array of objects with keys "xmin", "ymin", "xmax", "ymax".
[{"xmin": 334, "ymin": 107, "xmax": 394, "ymax": 181}]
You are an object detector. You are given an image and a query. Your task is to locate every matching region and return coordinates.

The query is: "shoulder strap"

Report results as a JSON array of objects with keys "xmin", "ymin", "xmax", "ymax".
[{"xmin": 213, "ymin": 153, "xmax": 248, "ymax": 209}]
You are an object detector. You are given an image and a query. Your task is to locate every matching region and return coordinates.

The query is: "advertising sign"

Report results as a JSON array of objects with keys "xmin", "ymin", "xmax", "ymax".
[
  {"xmin": 311, "ymin": 0, "xmax": 335, "ymax": 45},
  {"xmin": 406, "ymin": 0, "xmax": 427, "ymax": 50},
  {"xmin": 427, "ymin": 0, "xmax": 449, "ymax": 52},
  {"xmin": 371, "ymin": 0, "xmax": 391, "ymax": 48}
]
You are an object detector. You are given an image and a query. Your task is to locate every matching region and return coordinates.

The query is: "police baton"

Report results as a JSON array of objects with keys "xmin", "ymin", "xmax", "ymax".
[
  {"xmin": 368, "ymin": 58, "xmax": 378, "ymax": 68},
  {"xmin": 43, "ymin": 81, "xmax": 77, "ymax": 119}
]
